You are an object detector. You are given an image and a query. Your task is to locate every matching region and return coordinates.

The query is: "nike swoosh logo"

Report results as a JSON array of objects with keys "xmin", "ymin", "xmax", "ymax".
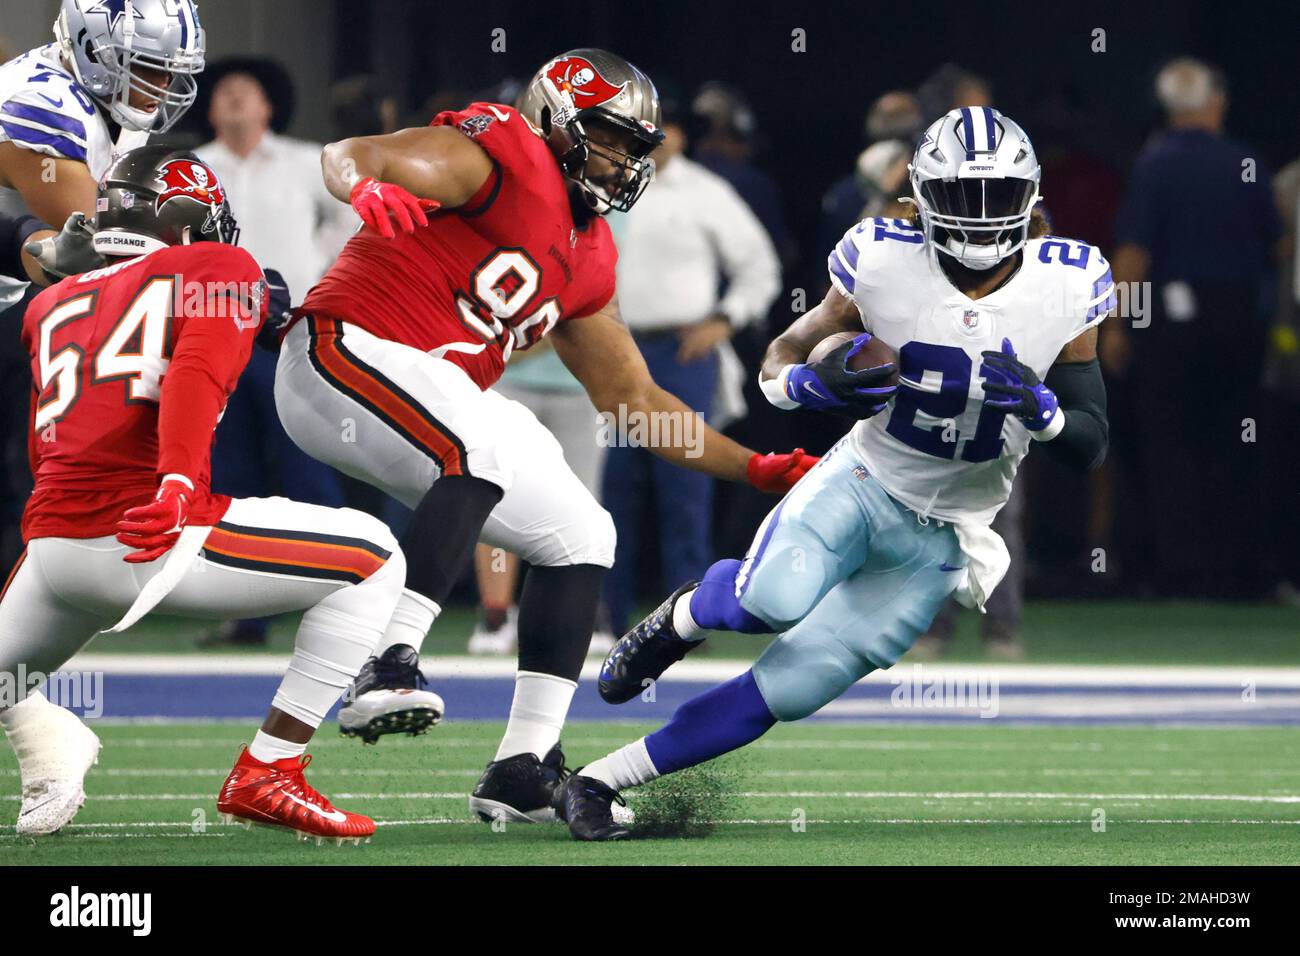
[
  {"xmin": 20, "ymin": 794, "xmax": 58, "ymax": 814},
  {"xmin": 283, "ymin": 792, "xmax": 347, "ymax": 822},
  {"xmin": 802, "ymin": 381, "xmax": 827, "ymax": 400},
  {"xmin": 939, "ymin": 563, "xmax": 964, "ymax": 572},
  {"xmin": 37, "ymin": 94, "xmax": 64, "ymax": 108},
  {"xmin": 486, "ymin": 105, "xmax": 510, "ymax": 122}
]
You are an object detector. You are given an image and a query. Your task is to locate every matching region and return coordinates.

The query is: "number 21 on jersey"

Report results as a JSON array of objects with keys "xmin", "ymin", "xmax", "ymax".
[{"xmin": 885, "ymin": 342, "xmax": 1007, "ymax": 462}]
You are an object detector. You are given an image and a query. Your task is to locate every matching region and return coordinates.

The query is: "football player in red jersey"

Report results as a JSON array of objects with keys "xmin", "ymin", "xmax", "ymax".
[
  {"xmin": 0, "ymin": 146, "xmax": 412, "ymax": 842},
  {"xmin": 273, "ymin": 49, "xmax": 816, "ymax": 822}
]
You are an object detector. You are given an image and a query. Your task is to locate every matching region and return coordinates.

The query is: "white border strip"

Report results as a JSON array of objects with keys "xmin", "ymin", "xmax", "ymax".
[{"xmin": 59, "ymin": 654, "xmax": 1300, "ymax": 687}]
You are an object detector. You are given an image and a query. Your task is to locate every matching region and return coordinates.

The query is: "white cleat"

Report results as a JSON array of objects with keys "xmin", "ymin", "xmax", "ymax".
[
  {"xmin": 338, "ymin": 688, "xmax": 445, "ymax": 744},
  {"xmin": 467, "ymin": 607, "xmax": 518, "ymax": 656},
  {"xmin": 8, "ymin": 698, "xmax": 101, "ymax": 836}
]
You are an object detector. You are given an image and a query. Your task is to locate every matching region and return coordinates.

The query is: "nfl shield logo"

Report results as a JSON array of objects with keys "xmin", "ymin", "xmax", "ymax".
[{"xmin": 962, "ymin": 308, "xmax": 979, "ymax": 329}]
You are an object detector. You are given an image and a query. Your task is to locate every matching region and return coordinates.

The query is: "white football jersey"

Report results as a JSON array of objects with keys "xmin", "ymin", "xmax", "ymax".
[
  {"xmin": 0, "ymin": 44, "xmax": 148, "ymax": 302},
  {"xmin": 829, "ymin": 216, "xmax": 1114, "ymax": 526},
  {"xmin": 0, "ymin": 44, "xmax": 151, "ymax": 212}
]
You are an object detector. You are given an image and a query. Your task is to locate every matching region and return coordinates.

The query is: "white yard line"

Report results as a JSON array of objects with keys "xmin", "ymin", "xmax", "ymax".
[
  {"xmin": 3, "ymin": 817, "xmax": 1297, "ymax": 836},
  {"xmin": 5, "ymin": 790, "xmax": 1297, "ymax": 803},
  {"xmin": 7, "ymin": 766, "xmax": 1300, "ymax": 779},
  {"xmin": 56, "ymin": 653, "xmax": 1300, "ymax": 687}
]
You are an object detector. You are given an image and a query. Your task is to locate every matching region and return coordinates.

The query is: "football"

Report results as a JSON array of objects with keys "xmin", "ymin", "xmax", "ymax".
[{"xmin": 806, "ymin": 331, "xmax": 899, "ymax": 385}]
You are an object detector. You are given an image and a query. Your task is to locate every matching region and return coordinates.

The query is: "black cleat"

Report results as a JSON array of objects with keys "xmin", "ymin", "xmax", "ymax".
[
  {"xmin": 554, "ymin": 774, "xmax": 632, "ymax": 841},
  {"xmin": 599, "ymin": 580, "xmax": 702, "ymax": 704},
  {"xmin": 338, "ymin": 644, "xmax": 445, "ymax": 744},
  {"xmin": 469, "ymin": 744, "xmax": 568, "ymax": 823}
]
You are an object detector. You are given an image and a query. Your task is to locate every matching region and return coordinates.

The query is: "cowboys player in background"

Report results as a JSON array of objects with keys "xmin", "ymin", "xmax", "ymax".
[
  {"xmin": 0, "ymin": 0, "xmax": 205, "ymax": 836},
  {"xmin": 560, "ymin": 108, "xmax": 1115, "ymax": 840}
]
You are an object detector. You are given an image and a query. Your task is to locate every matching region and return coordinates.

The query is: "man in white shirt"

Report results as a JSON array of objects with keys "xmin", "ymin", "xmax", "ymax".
[
  {"xmin": 196, "ymin": 58, "xmax": 354, "ymax": 295},
  {"xmin": 195, "ymin": 58, "xmax": 350, "ymax": 645},
  {"xmin": 603, "ymin": 104, "xmax": 780, "ymax": 634}
]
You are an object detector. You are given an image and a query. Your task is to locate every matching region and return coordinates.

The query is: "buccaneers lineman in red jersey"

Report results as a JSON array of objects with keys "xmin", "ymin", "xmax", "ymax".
[
  {"xmin": 274, "ymin": 49, "xmax": 815, "ymax": 822},
  {"xmin": 0, "ymin": 146, "xmax": 410, "ymax": 842}
]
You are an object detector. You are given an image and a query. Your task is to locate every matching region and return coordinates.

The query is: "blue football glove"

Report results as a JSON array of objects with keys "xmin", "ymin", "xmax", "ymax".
[
  {"xmin": 255, "ymin": 267, "xmax": 293, "ymax": 352},
  {"xmin": 785, "ymin": 333, "xmax": 897, "ymax": 419},
  {"xmin": 980, "ymin": 337, "xmax": 1060, "ymax": 432}
]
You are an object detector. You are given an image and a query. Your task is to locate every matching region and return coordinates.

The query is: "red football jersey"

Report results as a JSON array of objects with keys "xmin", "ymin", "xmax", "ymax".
[
  {"xmin": 301, "ymin": 103, "xmax": 619, "ymax": 390},
  {"xmin": 21, "ymin": 243, "xmax": 264, "ymax": 542}
]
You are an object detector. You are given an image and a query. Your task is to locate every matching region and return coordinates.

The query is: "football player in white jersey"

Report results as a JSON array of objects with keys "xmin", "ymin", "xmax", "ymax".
[
  {"xmin": 1, "ymin": 0, "xmax": 204, "ymax": 290},
  {"xmin": 0, "ymin": 0, "xmax": 204, "ymax": 837},
  {"xmin": 556, "ymin": 108, "xmax": 1114, "ymax": 840}
]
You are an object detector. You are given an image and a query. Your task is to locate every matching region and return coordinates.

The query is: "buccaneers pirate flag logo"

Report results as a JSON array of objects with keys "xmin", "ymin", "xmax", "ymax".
[{"xmin": 154, "ymin": 159, "xmax": 228, "ymax": 234}]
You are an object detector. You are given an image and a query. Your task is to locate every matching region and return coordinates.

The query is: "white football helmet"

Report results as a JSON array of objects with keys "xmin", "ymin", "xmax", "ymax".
[
  {"xmin": 54, "ymin": 0, "xmax": 205, "ymax": 133},
  {"xmin": 908, "ymin": 107, "xmax": 1040, "ymax": 271}
]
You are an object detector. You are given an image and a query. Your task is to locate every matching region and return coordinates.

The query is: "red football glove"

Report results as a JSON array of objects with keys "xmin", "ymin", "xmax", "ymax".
[
  {"xmin": 349, "ymin": 177, "xmax": 441, "ymax": 239},
  {"xmin": 116, "ymin": 477, "xmax": 192, "ymax": 563},
  {"xmin": 747, "ymin": 448, "xmax": 819, "ymax": 494}
]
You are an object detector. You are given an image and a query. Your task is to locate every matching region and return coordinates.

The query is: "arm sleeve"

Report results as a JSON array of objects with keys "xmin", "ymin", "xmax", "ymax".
[
  {"xmin": 1040, "ymin": 358, "xmax": 1109, "ymax": 472},
  {"xmin": 0, "ymin": 213, "xmax": 49, "ymax": 279},
  {"xmin": 709, "ymin": 180, "xmax": 782, "ymax": 327},
  {"xmin": 156, "ymin": 286, "xmax": 260, "ymax": 482}
]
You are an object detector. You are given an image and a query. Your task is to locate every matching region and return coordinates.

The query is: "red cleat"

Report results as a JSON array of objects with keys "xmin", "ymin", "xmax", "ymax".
[{"xmin": 217, "ymin": 747, "xmax": 375, "ymax": 845}]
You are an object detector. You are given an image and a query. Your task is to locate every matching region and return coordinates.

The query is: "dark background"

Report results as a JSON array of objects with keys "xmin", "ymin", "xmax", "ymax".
[{"xmin": 340, "ymin": 0, "xmax": 1300, "ymax": 266}]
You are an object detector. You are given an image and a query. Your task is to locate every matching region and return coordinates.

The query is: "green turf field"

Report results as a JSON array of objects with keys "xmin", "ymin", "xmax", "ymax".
[{"xmin": 2, "ymin": 720, "xmax": 1296, "ymax": 865}]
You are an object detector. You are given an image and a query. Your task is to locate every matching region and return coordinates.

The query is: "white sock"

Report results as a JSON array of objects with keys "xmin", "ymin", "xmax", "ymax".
[
  {"xmin": 375, "ymin": 588, "xmax": 440, "ymax": 656},
  {"xmin": 494, "ymin": 671, "xmax": 576, "ymax": 761},
  {"xmin": 580, "ymin": 738, "xmax": 660, "ymax": 791},
  {"xmin": 249, "ymin": 730, "xmax": 306, "ymax": 763},
  {"xmin": 671, "ymin": 586, "xmax": 709, "ymax": 642},
  {"xmin": 273, "ymin": 603, "xmax": 378, "ymax": 726}
]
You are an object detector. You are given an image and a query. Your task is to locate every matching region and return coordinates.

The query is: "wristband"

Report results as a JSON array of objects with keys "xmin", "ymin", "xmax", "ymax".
[
  {"xmin": 1028, "ymin": 407, "xmax": 1065, "ymax": 441},
  {"xmin": 759, "ymin": 365, "xmax": 801, "ymax": 410}
]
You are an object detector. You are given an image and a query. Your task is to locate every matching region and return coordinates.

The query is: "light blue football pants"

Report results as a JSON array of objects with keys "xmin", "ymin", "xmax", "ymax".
[{"xmin": 739, "ymin": 438, "xmax": 966, "ymax": 721}]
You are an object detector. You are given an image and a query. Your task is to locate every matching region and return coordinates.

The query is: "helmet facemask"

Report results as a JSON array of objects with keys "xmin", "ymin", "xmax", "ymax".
[
  {"xmin": 913, "ymin": 175, "xmax": 1038, "ymax": 271},
  {"xmin": 519, "ymin": 49, "xmax": 665, "ymax": 215},
  {"xmin": 559, "ymin": 110, "xmax": 661, "ymax": 214},
  {"xmin": 54, "ymin": 2, "xmax": 205, "ymax": 133}
]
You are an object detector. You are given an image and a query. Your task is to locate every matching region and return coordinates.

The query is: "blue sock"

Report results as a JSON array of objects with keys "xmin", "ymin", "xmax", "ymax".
[
  {"xmin": 644, "ymin": 670, "xmax": 777, "ymax": 775},
  {"xmin": 689, "ymin": 559, "xmax": 773, "ymax": 634}
]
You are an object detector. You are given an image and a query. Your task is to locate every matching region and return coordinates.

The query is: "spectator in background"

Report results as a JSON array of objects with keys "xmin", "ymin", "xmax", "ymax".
[
  {"xmin": 196, "ymin": 58, "xmax": 351, "ymax": 646},
  {"xmin": 817, "ymin": 91, "xmax": 923, "ymax": 263},
  {"xmin": 330, "ymin": 74, "xmax": 401, "ymax": 139},
  {"xmin": 1265, "ymin": 155, "xmax": 1300, "ymax": 601},
  {"xmin": 917, "ymin": 63, "xmax": 993, "ymax": 122},
  {"xmin": 1103, "ymin": 58, "xmax": 1281, "ymax": 598},
  {"xmin": 690, "ymin": 82, "xmax": 794, "ymax": 268},
  {"xmin": 320, "ymin": 74, "xmax": 401, "ymax": 254},
  {"xmin": 197, "ymin": 58, "xmax": 354, "ymax": 295},
  {"xmin": 603, "ymin": 102, "xmax": 780, "ymax": 635}
]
